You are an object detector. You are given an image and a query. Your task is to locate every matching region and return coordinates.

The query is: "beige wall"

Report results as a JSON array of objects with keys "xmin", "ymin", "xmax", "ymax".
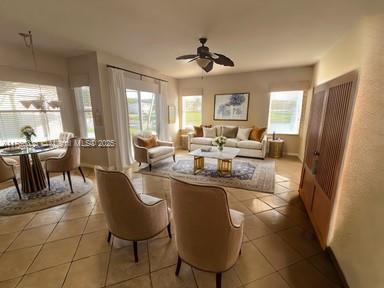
[
  {"xmin": 178, "ymin": 67, "xmax": 313, "ymax": 156},
  {"xmin": 0, "ymin": 43, "xmax": 76, "ymax": 135},
  {"xmin": 96, "ymin": 51, "xmax": 179, "ymax": 168},
  {"xmin": 312, "ymin": 16, "xmax": 384, "ymax": 287}
]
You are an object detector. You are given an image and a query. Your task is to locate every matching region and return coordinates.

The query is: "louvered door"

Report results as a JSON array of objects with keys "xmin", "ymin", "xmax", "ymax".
[{"xmin": 300, "ymin": 71, "xmax": 357, "ymax": 248}]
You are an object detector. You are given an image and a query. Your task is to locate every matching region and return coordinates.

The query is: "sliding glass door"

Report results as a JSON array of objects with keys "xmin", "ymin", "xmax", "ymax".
[{"xmin": 126, "ymin": 89, "xmax": 158, "ymax": 136}]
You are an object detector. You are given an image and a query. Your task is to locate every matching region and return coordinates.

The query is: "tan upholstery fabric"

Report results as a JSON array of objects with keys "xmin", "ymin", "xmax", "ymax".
[
  {"xmin": 222, "ymin": 126, "xmax": 238, "ymax": 138},
  {"xmin": 170, "ymin": 177, "xmax": 244, "ymax": 273},
  {"xmin": 95, "ymin": 166, "xmax": 169, "ymax": 240},
  {"xmin": 0, "ymin": 157, "xmax": 16, "ymax": 182},
  {"xmin": 39, "ymin": 148, "xmax": 67, "ymax": 162},
  {"xmin": 237, "ymin": 140, "xmax": 263, "ymax": 149},
  {"xmin": 225, "ymin": 138, "xmax": 239, "ymax": 147},
  {"xmin": 45, "ymin": 138, "xmax": 81, "ymax": 173},
  {"xmin": 147, "ymin": 146, "xmax": 174, "ymax": 159},
  {"xmin": 191, "ymin": 137, "xmax": 214, "ymax": 145}
]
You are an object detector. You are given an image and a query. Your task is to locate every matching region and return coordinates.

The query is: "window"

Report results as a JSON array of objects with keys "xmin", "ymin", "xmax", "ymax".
[
  {"xmin": 182, "ymin": 95, "xmax": 202, "ymax": 128},
  {"xmin": 0, "ymin": 80, "xmax": 63, "ymax": 146},
  {"xmin": 74, "ymin": 86, "xmax": 95, "ymax": 139},
  {"xmin": 126, "ymin": 89, "xmax": 158, "ymax": 136},
  {"xmin": 267, "ymin": 90, "xmax": 304, "ymax": 135}
]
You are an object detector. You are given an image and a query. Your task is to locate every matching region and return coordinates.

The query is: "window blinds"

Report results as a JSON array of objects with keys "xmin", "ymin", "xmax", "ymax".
[{"xmin": 0, "ymin": 80, "xmax": 63, "ymax": 145}]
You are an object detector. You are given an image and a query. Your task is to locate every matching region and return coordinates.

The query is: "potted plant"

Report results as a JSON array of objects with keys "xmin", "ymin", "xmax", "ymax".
[
  {"xmin": 21, "ymin": 125, "xmax": 36, "ymax": 146},
  {"xmin": 214, "ymin": 136, "xmax": 227, "ymax": 152}
]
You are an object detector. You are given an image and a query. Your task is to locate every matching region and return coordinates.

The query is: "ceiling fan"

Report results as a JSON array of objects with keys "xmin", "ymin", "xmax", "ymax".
[{"xmin": 176, "ymin": 38, "xmax": 234, "ymax": 73}]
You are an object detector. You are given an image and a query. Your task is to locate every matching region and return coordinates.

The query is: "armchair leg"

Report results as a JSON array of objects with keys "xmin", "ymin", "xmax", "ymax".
[
  {"xmin": 133, "ymin": 241, "xmax": 138, "ymax": 262},
  {"xmin": 78, "ymin": 167, "xmax": 86, "ymax": 183},
  {"xmin": 13, "ymin": 178, "xmax": 22, "ymax": 200},
  {"xmin": 138, "ymin": 162, "xmax": 141, "ymax": 167},
  {"xmin": 175, "ymin": 256, "xmax": 182, "ymax": 276},
  {"xmin": 67, "ymin": 171, "xmax": 73, "ymax": 193},
  {"xmin": 149, "ymin": 164, "xmax": 152, "ymax": 172},
  {"xmin": 63, "ymin": 172, "xmax": 65, "ymax": 181},
  {"xmin": 107, "ymin": 231, "xmax": 112, "ymax": 243},
  {"xmin": 216, "ymin": 273, "xmax": 222, "ymax": 288},
  {"xmin": 172, "ymin": 155, "xmax": 176, "ymax": 162},
  {"xmin": 167, "ymin": 223, "xmax": 172, "ymax": 239},
  {"xmin": 46, "ymin": 171, "xmax": 51, "ymax": 190}
]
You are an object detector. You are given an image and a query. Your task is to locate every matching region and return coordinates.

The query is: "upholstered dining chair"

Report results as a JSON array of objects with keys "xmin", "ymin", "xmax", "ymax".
[
  {"xmin": 45, "ymin": 137, "xmax": 85, "ymax": 193},
  {"xmin": 94, "ymin": 166, "xmax": 171, "ymax": 262},
  {"xmin": 170, "ymin": 177, "xmax": 244, "ymax": 288},
  {"xmin": 39, "ymin": 131, "xmax": 75, "ymax": 161},
  {"xmin": 0, "ymin": 157, "xmax": 21, "ymax": 199}
]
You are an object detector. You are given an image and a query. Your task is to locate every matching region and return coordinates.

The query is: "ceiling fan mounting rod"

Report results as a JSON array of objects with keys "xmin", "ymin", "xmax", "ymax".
[{"xmin": 199, "ymin": 37, "xmax": 207, "ymax": 46}]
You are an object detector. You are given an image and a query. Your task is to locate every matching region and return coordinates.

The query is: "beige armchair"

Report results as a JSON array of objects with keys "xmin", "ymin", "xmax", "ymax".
[
  {"xmin": 170, "ymin": 177, "xmax": 244, "ymax": 288},
  {"xmin": 133, "ymin": 136, "xmax": 175, "ymax": 171},
  {"xmin": 45, "ymin": 138, "xmax": 85, "ymax": 193},
  {"xmin": 0, "ymin": 157, "xmax": 21, "ymax": 199},
  {"xmin": 94, "ymin": 166, "xmax": 171, "ymax": 262},
  {"xmin": 39, "ymin": 131, "xmax": 74, "ymax": 161}
]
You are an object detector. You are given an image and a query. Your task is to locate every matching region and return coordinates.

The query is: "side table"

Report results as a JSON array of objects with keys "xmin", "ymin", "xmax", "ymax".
[{"xmin": 269, "ymin": 139, "xmax": 284, "ymax": 158}]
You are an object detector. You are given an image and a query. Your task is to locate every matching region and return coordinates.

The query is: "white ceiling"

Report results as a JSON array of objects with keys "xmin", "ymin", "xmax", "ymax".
[{"xmin": 0, "ymin": 0, "xmax": 382, "ymax": 78}]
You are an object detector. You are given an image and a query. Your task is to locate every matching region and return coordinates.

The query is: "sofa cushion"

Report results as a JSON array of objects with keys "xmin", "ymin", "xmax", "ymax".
[
  {"xmin": 237, "ymin": 127, "xmax": 252, "ymax": 140},
  {"xmin": 222, "ymin": 126, "xmax": 238, "ymax": 138},
  {"xmin": 249, "ymin": 127, "xmax": 266, "ymax": 141},
  {"xmin": 191, "ymin": 137, "xmax": 214, "ymax": 145},
  {"xmin": 237, "ymin": 140, "xmax": 263, "ymax": 150},
  {"xmin": 214, "ymin": 125, "xmax": 222, "ymax": 137},
  {"xmin": 147, "ymin": 146, "xmax": 174, "ymax": 159},
  {"xmin": 136, "ymin": 135, "xmax": 157, "ymax": 148},
  {"xmin": 230, "ymin": 209, "xmax": 244, "ymax": 227},
  {"xmin": 225, "ymin": 138, "xmax": 239, "ymax": 147},
  {"xmin": 194, "ymin": 125, "xmax": 212, "ymax": 137},
  {"xmin": 203, "ymin": 127, "xmax": 217, "ymax": 138}
]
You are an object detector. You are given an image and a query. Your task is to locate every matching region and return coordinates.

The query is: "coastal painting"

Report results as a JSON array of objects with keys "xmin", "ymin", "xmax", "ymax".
[{"xmin": 214, "ymin": 93, "xmax": 249, "ymax": 121}]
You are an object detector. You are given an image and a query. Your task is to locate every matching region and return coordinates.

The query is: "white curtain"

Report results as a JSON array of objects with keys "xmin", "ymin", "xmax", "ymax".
[
  {"xmin": 108, "ymin": 68, "xmax": 134, "ymax": 170},
  {"xmin": 158, "ymin": 81, "xmax": 168, "ymax": 140}
]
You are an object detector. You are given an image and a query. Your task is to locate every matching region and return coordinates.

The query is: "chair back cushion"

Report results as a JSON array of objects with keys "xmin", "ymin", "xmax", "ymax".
[{"xmin": 170, "ymin": 177, "xmax": 242, "ymax": 272}]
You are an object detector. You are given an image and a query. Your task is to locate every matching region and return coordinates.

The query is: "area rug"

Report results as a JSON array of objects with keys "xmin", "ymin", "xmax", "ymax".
[
  {"xmin": 0, "ymin": 175, "xmax": 93, "ymax": 215},
  {"xmin": 138, "ymin": 157, "xmax": 275, "ymax": 193}
]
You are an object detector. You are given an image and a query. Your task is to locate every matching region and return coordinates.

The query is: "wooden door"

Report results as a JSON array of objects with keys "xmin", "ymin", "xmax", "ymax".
[{"xmin": 300, "ymin": 71, "xmax": 357, "ymax": 248}]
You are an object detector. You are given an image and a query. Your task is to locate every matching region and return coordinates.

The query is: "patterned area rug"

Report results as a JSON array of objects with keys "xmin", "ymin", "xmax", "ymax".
[
  {"xmin": 0, "ymin": 176, "xmax": 93, "ymax": 215},
  {"xmin": 139, "ymin": 157, "xmax": 275, "ymax": 193}
]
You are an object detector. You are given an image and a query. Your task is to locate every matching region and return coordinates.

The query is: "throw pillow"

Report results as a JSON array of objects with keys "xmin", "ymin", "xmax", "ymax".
[
  {"xmin": 203, "ymin": 127, "xmax": 217, "ymax": 138},
  {"xmin": 136, "ymin": 135, "xmax": 157, "ymax": 148},
  {"xmin": 194, "ymin": 125, "xmax": 212, "ymax": 137},
  {"xmin": 237, "ymin": 127, "xmax": 252, "ymax": 141},
  {"xmin": 222, "ymin": 126, "xmax": 238, "ymax": 138},
  {"xmin": 249, "ymin": 127, "xmax": 267, "ymax": 142}
]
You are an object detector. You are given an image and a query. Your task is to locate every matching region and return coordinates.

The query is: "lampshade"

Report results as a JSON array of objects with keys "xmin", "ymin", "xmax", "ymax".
[
  {"xmin": 48, "ymin": 100, "xmax": 61, "ymax": 109},
  {"xmin": 20, "ymin": 100, "xmax": 33, "ymax": 109},
  {"xmin": 196, "ymin": 58, "xmax": 211, "ymax": 68}
]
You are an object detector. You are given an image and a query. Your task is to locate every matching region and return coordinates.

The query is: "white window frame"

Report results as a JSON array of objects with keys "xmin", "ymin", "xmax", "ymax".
[
  {"xmin": 74, "ymin": 86, "xmax": 95, "ymax": 139},
  {"xmin": 267, "ymin": 90, "xmax": 304, "ymax": 135},
  {"xmin": 181, "ymin": 95, "xmax": 202, "ymax": 129}
]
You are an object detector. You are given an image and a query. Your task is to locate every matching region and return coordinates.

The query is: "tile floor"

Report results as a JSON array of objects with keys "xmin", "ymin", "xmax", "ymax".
[{"xmin": 0, "ymin": 154, "xmax": 342, "ymax": 287}]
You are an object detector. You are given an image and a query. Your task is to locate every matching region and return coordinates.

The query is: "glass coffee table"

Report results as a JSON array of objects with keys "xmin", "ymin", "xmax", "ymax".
[{"xmin": 189, "ymin": 147, "xmax": 240, "ymax": 175}]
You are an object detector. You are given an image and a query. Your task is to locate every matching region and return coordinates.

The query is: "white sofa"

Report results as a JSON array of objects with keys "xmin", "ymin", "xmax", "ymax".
[{"xmin": 188, "ymin": 126, "xmax": 268, "ymax": 159}]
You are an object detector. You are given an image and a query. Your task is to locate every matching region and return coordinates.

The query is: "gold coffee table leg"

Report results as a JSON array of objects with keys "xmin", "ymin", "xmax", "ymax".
[
  {"xmin": 193, "ymin": 156, "xmax": 204, "ymax": 174},
  {"xmin": 217, "ymin": 159, "xmax": 232, "ymax": 176}
]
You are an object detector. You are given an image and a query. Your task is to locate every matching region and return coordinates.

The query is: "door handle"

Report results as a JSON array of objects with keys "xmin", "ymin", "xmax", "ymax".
[{"xmin": 314, "ymin": 151, "xmax": 320, "ymax": 156}]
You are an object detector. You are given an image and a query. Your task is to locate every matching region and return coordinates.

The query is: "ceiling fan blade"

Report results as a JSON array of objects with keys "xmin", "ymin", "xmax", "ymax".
[
  {"xmin": 176, "ymin": 54, "xmax": 198, "ymax": 60},
  {"xmin": 202, "ymin": 61, "xmax": 214, "ymax": 73},
  {"xmin": 187, "ymin": 56, "xmax": 200, "ymax": 63},
  {"xmin": 209, "ymin": 52, "xmax": 219, "ymax": 59},
  {"xmin": 212, "ymin": 53, "xmax": 234, "ymax": 66}
]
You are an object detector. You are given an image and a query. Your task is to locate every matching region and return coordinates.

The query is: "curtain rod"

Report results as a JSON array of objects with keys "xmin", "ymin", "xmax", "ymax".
[{"xmin": 106, "ymin": 64, "xmax": 168, "ymax": 83}]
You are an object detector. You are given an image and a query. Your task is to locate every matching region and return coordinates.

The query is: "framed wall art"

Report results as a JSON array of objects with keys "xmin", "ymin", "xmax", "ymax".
[{"xmin": 214, "ymin": 93, "xmax": 249, "ymax": 121}]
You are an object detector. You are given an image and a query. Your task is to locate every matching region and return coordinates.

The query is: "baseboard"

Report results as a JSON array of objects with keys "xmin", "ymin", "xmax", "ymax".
[{"xmin": 326, "ymin": 247, "xmax": 349, "ymax": 288}]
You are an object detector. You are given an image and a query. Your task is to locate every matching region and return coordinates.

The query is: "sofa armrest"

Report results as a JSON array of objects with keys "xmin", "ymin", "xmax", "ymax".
[
  {"xmin": 157, "ymin": 140, "xmax": 174, "ymax": 147},
  {"xmin": 261, "ymin": 134, "xmax": 268, "ymax": 159},
  {"xmin": 187, "ymin": 132, "xmax": 195, "ymax": 151}
]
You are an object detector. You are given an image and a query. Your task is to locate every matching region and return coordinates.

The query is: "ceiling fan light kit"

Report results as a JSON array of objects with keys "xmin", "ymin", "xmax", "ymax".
[{"xmin": 176, "ymin": 38, "xmax": 234, "ymax": 73}]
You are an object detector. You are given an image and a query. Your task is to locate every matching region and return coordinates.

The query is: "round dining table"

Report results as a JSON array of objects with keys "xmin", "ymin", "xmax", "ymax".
[{"xmin": 0, "ymin": 145, "xmax": 57, "ymax": 193}]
